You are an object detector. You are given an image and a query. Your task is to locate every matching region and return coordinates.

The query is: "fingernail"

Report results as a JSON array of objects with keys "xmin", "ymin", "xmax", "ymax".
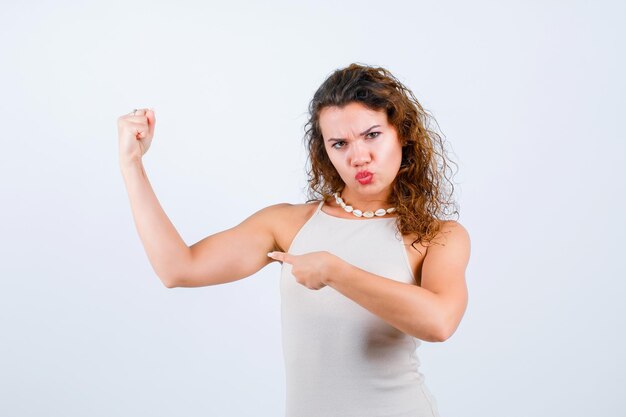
[{"xmin": 267, "ymin": 252, "xmax": 274, "ymax": 257}]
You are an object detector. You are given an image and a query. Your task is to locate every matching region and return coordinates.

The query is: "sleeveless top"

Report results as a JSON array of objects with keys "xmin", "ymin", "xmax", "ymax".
[{"xmin": 280, "ymin": 199, "xmax": 441, "ymax": 417}]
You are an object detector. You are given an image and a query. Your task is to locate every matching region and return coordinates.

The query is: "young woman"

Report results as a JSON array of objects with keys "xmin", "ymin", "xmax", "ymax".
[{"xmin": 118, "ymin": 63, "xmax": 470, "ymax": 417}]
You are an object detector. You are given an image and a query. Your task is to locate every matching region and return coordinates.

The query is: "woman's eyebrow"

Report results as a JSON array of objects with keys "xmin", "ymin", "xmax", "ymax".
[{"xmin": 327, "ymin": 125, "xmax": 381, "ymax": 142}]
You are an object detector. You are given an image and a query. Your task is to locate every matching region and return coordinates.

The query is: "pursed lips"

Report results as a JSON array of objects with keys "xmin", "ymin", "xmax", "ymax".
[{"xmin": 355, "ymin": 170, "xmax": 373, "ymax": 180}]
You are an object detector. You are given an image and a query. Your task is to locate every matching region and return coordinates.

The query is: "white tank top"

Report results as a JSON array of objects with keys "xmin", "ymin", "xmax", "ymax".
[{"xmin": 280, "ymin": 199, "xmax": 441, "ymax": 417}]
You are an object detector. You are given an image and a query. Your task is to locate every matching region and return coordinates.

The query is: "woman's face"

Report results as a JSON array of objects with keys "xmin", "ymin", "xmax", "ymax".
[{"xmin": 319, "ymin": 101, "xmax": 402, "ymax": 200}]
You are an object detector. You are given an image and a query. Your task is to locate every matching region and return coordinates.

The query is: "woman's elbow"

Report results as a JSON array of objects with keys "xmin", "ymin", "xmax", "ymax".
[
  {"xmin": 159, "ymin": 275, "xmax": 179, "ymax": 289},
  {"xmin": 434, "ymin": 319, "xmax": 461, "ymax": 342},
  {"xmin": 434, "ymin": 328, "xmax": 451, "ymax": 343}
]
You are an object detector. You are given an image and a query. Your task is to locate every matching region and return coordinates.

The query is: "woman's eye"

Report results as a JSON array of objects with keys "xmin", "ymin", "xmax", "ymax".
[{"xmin": 331, "ymin": 133, "xmax": 379, "ymax": 149}]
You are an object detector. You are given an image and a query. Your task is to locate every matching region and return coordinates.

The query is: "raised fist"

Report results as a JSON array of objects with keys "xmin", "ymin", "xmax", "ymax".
[{"xmin": 118, "ymin": 108, "xmax": 156, "ymax": 165}]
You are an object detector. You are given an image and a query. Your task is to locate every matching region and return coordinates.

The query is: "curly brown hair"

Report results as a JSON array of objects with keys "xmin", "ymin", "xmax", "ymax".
[{"xmin": 303, "ymin": 62, "xmax": 460, "ymax": 250}]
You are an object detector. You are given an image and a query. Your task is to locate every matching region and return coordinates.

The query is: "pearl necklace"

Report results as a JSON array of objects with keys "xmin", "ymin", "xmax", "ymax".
[{"xmin": 333, "ymin": 192, "xmax": 396, "ymax": 218}]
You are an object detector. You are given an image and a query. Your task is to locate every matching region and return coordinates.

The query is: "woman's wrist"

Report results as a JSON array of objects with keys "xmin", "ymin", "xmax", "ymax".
[{"xmin": 119, "ymin": 157, "xmax": 144, "ymax": 176}]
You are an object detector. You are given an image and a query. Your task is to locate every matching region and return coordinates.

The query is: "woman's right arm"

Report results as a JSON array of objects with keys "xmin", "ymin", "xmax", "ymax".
[
  {"xmin": 118, "ymin": 109, "xmax": 281, "ymax": 288},
  {"xmin": 121, "ymin": 159, "xmax": 283, "ymax": 288}
]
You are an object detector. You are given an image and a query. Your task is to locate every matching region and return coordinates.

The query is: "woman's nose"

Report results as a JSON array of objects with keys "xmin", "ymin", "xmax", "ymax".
[{"xmin": 350, "ymin": 141, "xmax": 371, "ymax": 166}]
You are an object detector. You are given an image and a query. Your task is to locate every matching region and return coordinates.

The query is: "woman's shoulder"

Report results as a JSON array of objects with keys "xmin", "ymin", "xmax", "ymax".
[
  {"xmin": 429, "ymin": 219, "xmax": 471, "ymax": 249},
  {"xmin": 261, "ymin": 200, "xmax": 323, "ymax": 222},
  {"xmin": 260, "ymin": 201, "xmax": 324, "ymax": 253},
  {"xmin": 439, "ymin": 219, "xmax": 468, "ymax": 232}
]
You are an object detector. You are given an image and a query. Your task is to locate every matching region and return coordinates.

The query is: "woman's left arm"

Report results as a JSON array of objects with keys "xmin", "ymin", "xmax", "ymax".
[{"xmin": 326, "ymin": 221, "xmax": 471, "ymax": 342}]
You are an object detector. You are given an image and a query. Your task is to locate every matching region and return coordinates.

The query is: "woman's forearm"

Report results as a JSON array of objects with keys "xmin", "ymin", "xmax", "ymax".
[
  {"xmin": 120, "ymin": 159, "xmax": 191, "ymax": 287},
  {"xmin": 326, "ymin": 258, "xmax": 446, "ymax": 342}
]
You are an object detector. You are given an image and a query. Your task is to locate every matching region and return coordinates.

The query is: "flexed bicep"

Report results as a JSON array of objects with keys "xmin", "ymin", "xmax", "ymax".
[{"xmin": 177, "ymin": 203, "xmax": 288, "ymax": 287}]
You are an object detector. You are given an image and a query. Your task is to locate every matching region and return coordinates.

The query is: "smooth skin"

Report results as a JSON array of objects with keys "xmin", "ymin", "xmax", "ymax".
[{"xmin": 118, "ymin": 104, "xmax": 470, "ymax": 342}]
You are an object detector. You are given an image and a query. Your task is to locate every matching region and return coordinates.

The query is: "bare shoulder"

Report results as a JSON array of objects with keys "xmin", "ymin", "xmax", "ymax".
[
  {"xmin": 430, "ymin": 220, "xmax": 471, "ymax": 247},
  {"xmin": 425, "ymin": 220, "xmax": 471, "ymax": 270},
  {"xmin": 262, "ymin": 200, "xmax": 324, "ymax": 253},
  {"xmin": 259, "ymin": 201, "xmax": 320, "ymax": 223},
  {"xmin": 248, "ymin": 200, "xmax": 321, "ymax": 232}
]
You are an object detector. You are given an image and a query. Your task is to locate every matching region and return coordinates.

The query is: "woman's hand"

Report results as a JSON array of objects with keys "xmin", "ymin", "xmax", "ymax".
[
  {"xmin": 267, "ymin": 250, "xmax": 339, "ymax": 290},
  {"xmin": 117, "ymin": 108, "xmax": 156, "ymax": 166}
]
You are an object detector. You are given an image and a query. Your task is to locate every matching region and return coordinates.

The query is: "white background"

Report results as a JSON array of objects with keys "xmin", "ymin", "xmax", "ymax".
[{"xmin": 1, "ymin": 1, "xmax": 624, "ymax": 416}]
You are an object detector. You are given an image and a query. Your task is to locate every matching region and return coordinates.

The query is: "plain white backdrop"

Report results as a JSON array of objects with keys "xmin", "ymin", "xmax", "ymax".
[{"xmin": 1, "ymin": 1, "xmax": 624, "ymax": 416}]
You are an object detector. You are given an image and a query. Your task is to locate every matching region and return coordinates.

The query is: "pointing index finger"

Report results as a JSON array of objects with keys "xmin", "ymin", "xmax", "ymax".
[{"xmin": 268, "ymin": 251, "xmax": 291, "ymax": 264}]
